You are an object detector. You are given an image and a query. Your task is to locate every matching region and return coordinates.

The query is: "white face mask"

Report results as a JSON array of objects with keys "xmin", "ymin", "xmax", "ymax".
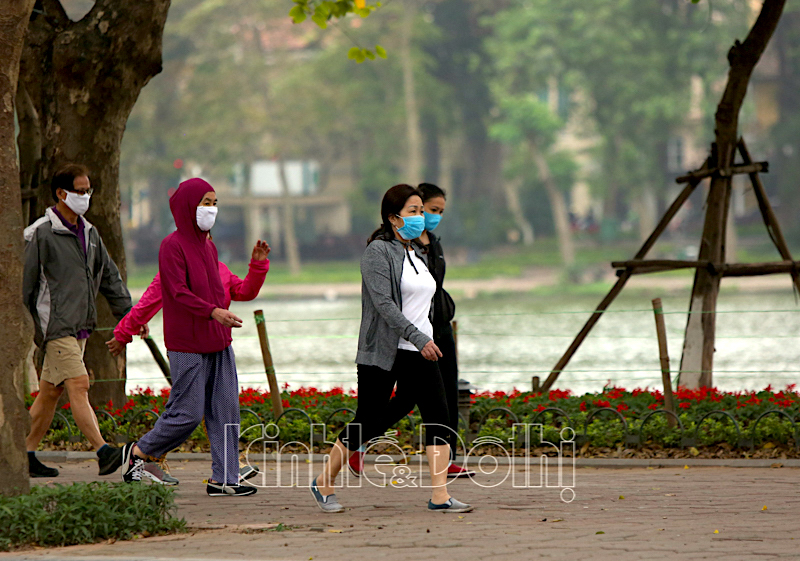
[
  {"xmin": 196, "ymin": 206, "xmax": 218, "ymax": 231},
  {"xmin": 64, "ymin": 191, "xmax": 91, "ymax": 216}
]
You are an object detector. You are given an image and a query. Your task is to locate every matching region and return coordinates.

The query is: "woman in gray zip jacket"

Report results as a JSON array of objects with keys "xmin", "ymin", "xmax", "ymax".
[{"xmin": 309, "ymin": 184, "xmax": 473, "ymax": 514}]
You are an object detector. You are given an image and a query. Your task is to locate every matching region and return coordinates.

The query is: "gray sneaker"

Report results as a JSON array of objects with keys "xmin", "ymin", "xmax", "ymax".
[
  {"xmin": 239, "ymin": 464, "xmax": 259, "ymax": 482},
  {"xmin": 142, "ymin": 462, "xmax": 179, "ymax": 486},
  {"xmin": 309, "ymin": 476, "xmax": 345, "ymax": 513},
  {"xmin": 428, "ymin": 497, "xmax": 474, "ymax": 513}
]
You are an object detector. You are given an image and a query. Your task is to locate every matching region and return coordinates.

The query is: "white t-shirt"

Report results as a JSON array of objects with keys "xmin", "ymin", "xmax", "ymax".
[{"xmin": 397, "ymin": 247, "xmax": 436, "ymax": 351}]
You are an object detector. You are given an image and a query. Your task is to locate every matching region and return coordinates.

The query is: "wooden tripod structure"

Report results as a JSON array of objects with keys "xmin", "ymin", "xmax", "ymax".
[{"xmin": 540, "ymin": 138, "xmax": 800, "ymax": 393}]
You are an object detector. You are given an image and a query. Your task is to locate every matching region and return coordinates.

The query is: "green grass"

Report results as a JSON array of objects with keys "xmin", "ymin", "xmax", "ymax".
[{"xmin": 0, "ymin": 482, "xmax": 185, "ymax": 551}]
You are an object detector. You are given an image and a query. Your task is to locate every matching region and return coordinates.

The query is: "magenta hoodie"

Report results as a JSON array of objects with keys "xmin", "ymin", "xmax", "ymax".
[
  {"xmin": 114, "ymin": 257, "xmax": 269, "ymax": 344},
  {"xmin": 159, "ymin": 178, "xmax": 229, "ymax": 353}
]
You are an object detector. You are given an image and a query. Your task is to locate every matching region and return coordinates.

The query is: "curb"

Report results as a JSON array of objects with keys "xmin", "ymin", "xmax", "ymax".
[{"xmin": 36, "ymin": 451, "xmax": 800, "ymax": 468}]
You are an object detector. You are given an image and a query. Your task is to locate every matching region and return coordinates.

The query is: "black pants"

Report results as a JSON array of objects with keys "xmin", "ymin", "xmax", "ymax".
[
  {"xmin": 340, "ymin": 350, "xmax": 451, "ymax": 451},
  {"xmin": 380, "ymin": 329, "xmax": 460, "ymax": 460}
]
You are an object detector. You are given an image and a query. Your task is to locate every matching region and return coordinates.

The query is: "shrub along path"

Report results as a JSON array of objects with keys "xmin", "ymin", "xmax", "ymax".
[{"xmin": 5, "ymin": 459, "xmax": 800, "ymax": 560}]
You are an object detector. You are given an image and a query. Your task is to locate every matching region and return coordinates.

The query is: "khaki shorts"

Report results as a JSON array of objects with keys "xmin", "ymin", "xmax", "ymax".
[{"xmin": 41, "ymin": 336, "xmax": 88, "ymax": 387}]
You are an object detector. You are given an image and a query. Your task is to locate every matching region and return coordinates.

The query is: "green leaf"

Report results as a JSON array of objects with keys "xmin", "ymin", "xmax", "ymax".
[
  {"xmin": 364, "ymin": 49, "xmax": 376, "ymax": 60},
  {"xmin": 347, "ymin": 47, "xmax": 361, "ymax": 60},
  {"xmin": 311, "ymin": 11, "xmax": 328, "ymax": 29},
  {"xmin": 288, "ymin": 5, "xmax": 306, "ymax": 24},
  {"xmin": 375, "ymin": 45, "xmax": 387, "ymax": 59}
]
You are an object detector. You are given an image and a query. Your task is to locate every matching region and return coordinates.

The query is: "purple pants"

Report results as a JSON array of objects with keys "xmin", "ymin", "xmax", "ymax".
[{"xmin": 138, "ymin": 346, "xmax": 240, "ymax": 485}]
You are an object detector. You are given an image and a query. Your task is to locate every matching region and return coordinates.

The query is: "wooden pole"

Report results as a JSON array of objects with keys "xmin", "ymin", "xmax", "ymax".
[
  {"xmin": 651, "ymin": 299, "xmax": 676, "ymax": 427},
  {"xmin": 531, "ymin": 376, "xmax": 540, "ymax": 393},
  {"xmin": 737, "ymin": 139, "xmax": 800, "ymax": 294},
  {"xmin": 254, "ymin": 310, "xmax": 284, "ymax": 418},
  {"xmin": 540, "ymin": 160, "xmax": 709, "ymax": 393},
  {"xmin": 143, "ymin": 336, "xmax": 171, "ymax": 386}
]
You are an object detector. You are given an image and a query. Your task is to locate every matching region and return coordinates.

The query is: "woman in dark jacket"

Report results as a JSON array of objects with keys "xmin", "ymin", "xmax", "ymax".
[{"xmin": 309, "ymin": 184, "xmax": 473, "ymax": 514}]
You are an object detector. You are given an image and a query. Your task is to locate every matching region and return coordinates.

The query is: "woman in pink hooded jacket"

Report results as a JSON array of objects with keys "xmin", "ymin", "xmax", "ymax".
[{"xmin": 116, "ymin": 178, "xmax": 267, "ymax": 497}]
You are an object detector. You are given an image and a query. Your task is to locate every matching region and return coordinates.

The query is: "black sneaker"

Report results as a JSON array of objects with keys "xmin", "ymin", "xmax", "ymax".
[
  {"xmin": 120, "ymin": 442, "xmax": 145, "ymax": 483},
  {"xmin": 97, "ymin": 445, "xmax": 123, "ymax": 476},
  {"xmin": 29, "ymin": 454, "xmax": 59, "ymax": 478},
  {"xmin": 207, "ymin": 481, "xmax": 258, "ymax": 497}
]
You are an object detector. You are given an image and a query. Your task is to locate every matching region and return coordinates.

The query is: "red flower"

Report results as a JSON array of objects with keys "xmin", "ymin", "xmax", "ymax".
[
  {"xmin": 616, "ymin": 403, "xmax": 629, "ymax": 412},
  {"xmin": 678, "ymin": 402, "xmax": 690, "ymax": 409},
  {"xmin": 579, "ymin": 401, "xmax": 587, "ymax": 412},
  {"xmin": 61, "ymin": 402, "xmax": 71, "ymax": 409},
  {"xmin": 648, "ymin": 403, "xmax": 658, "ymax": 410}
]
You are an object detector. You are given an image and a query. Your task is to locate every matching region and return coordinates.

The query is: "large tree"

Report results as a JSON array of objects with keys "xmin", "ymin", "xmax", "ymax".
[
  {"xmin": 0, "ymin": 0, "xmax": 37, "ymax": 497},
  {"xmin": 17, "ymin": 0, "xmax": 171, "ymax": 407},
  {"xmin": 680, "ymin": 0, "xmax": 788, "ymax": 387}
]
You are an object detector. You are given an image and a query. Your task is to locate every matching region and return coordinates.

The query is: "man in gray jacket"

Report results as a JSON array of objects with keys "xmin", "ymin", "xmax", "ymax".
[{"xmin": 23, "ymin": 164, "xmax": 132, "ymax": 478}]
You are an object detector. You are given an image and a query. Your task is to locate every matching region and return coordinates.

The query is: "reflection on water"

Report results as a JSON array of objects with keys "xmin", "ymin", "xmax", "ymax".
[{"xmin": 126, "ymin": 289, "xmax": 800, "ymax": 395}]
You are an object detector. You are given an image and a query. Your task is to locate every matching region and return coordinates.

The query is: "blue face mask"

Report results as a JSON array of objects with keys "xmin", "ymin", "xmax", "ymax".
[
  {"xmin": 396, "ymin": 214, "xmax": 425, "ymax": 240},
  {"xmin": 424, "ymin": 212, "xmax": 442, "ymax": 232}
]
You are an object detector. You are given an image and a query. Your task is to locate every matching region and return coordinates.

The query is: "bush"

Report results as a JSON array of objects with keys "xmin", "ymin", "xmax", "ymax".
[{"xmin": 0, "ymin": 482, "xmax": 185, "ymax": 551}]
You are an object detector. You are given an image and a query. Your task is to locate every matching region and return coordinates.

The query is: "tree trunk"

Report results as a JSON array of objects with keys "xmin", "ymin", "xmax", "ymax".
[
  {"xmin": 680, "ymin": 0, "xmax": 786, "ymax": 388},
  {"xmin": 18, "ymin": 0, "xmax": 171, "ymax": 407},
  {"xmin": 637, "ymin": 184, "xmax": 657, "ymax": 244},
  {"xmin": 502, "ymin": 176, "xmax": 534, "ymax": 246},
  {"xmin": 0, "ymin": 0, "xmax": 36, "ymax": 497},
  {"xmin": 400, "ymin": 1, "xmax": 423, "ymax": 184},
  {"xmin": 277, "ymin": 159, "xmax": 301, "ymax": 276},
  {"xmin": 531, "ymin": 144, "xmax": 575, "ymax": 267}
]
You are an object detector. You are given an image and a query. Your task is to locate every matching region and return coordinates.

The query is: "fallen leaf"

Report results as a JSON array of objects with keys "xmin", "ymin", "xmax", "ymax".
[
  {"xmin": 689, "ymin": 447, "xmax": 700, "ymax": 457},
  {"xmin": 771, "ymin": 463, "xmax": 783, "ymax": 468},
  {"xmin": 551, "ymin": 518, "xmax": 564, "ymax": 522},
  {"xmin": 762, "ymin": 505, "xmax": 768, "ymax": 511},
  {"xmin": 714, "ymin": 530, "xmax": 719, "ymax": 534},
  {"xmin": 619, "ymin": 495, "xmax": 625, "ymax": 500},
  {"xmin": 664, "ymin": 493, "xmax": 677, "ymax": 497},
  {"xmin": 458, "ymin": 516, "xmax": 465, "ymax": 519},
  {"xmin": 541, "ymin": 518, "xmax": 547, "ymax": 522},
  {"xmin": 328, "ymin": 529, "xmax": 343, "ymax": 533},
  {"xmin": 596, "ymin": 531, "xmax": 605, "ymax": 534},
  {"xmin": 684, "ymin": 465, "xmax": 689, "ymax": 470}
]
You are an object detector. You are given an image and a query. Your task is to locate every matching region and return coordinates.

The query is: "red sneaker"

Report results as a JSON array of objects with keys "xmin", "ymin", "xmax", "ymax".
[
  {"xmin": 446, "ymin": 463, "xmax": 476, "ymax": 479},
  {"xmin": 348, "ymin": 451, "xmax": 364, "ymax": 477}
]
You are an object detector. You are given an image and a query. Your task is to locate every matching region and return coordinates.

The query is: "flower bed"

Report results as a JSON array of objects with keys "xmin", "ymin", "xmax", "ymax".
[{"xmin": 29, "ymin": 384, "xmax": 800, "ymax": 458}]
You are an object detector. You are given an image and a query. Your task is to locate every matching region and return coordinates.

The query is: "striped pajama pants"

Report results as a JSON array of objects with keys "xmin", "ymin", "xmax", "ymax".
[{"xmin": 137, "ymin": 346, "xmax": 240, "ymax": 485}]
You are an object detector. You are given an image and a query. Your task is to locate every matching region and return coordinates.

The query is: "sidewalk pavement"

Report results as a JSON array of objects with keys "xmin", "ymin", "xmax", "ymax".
[{"xmin": 2, "ymin": 458, "xmax": 799, "ymax": 561}]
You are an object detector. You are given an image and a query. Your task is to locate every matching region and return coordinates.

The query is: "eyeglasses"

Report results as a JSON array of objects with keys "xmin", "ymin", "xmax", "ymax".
[{"xmin": 66, "ymin": 188, "xmax": 94, "ymax": 196}]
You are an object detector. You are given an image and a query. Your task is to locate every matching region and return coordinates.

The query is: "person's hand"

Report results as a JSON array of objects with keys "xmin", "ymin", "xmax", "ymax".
[
  {"xmin": 212, "ymin": 308, "xmax": 243, "ymax": 328},
  {"xmin": 106, "ymin": 337, "xmax": 126, "ymax": 357},
  {"xmin": 138, "ymin": 324, "xmax": 150, "ymax": 339},
  {"xmin": 421, "ymin": 340, "xmax": 443, "ymax": 361},
  {"xmin": 251, "ymin": 240, "xmax": 271, "ymax": 261}
]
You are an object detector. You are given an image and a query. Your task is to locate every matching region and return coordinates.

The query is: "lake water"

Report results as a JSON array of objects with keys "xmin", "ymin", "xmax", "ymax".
[{"xmin": 125, "ymin": 288, "xmax": 800, "ymax": 396}]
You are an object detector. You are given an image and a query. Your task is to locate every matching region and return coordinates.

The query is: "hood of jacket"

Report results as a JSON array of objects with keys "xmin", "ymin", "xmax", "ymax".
[{"xmin": 170, "ymin": 178, "xmax": 214, "ymax": 245}]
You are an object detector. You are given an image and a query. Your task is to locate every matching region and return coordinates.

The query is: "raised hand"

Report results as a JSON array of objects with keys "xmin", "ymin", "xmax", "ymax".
[{"xmin": 252, "ymin": 240, "xmax": 271, "ymax": 261}]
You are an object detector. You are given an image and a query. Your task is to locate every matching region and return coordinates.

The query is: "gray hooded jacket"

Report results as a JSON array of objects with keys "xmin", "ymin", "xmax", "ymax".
[
  {"xmin": 356, "ymin": 238, "xmax": 433, "ymax": 371},
  {"xmin": 23, "ymin": 208, "xmax": 131, "ymax": 347}
]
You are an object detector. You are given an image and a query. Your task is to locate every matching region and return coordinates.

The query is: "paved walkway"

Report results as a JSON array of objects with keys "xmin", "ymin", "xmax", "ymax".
[{"xmin": 3, "ymin": 459, "xmax": 799, "ymax": 560}]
